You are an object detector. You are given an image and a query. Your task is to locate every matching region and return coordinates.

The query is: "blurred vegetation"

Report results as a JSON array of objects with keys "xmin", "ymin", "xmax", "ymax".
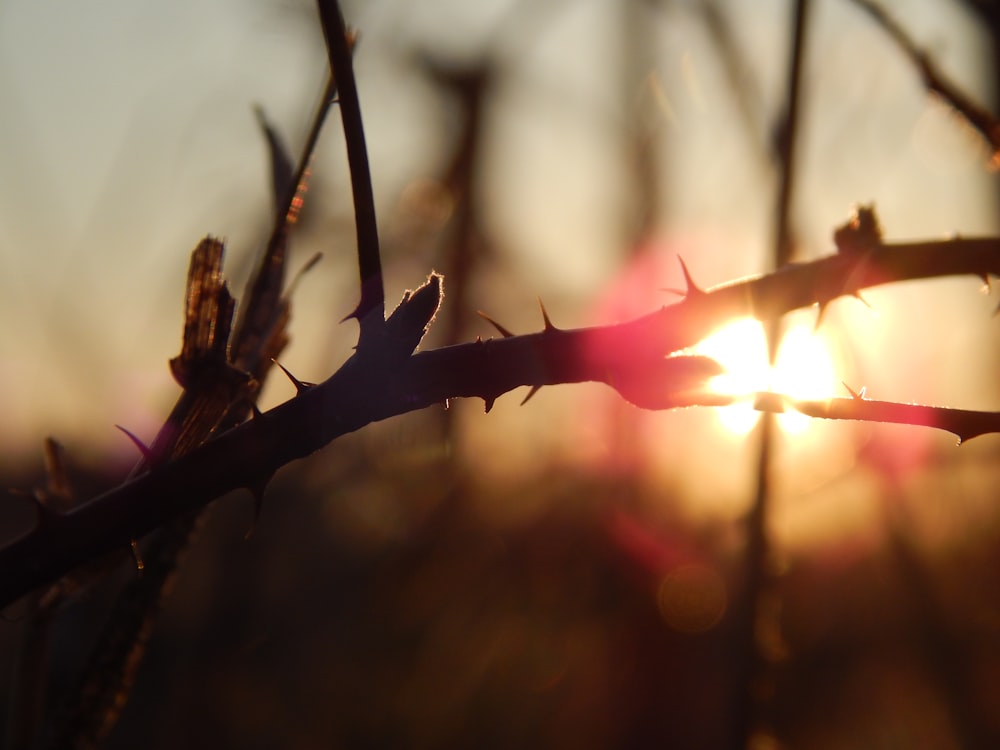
[{"xmin": 4, "ymin": 0, "xmax": 1000, "ymax": 748}]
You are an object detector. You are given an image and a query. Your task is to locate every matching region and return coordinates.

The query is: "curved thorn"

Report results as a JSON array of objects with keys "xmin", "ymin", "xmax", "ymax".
[
  {"xmin": 483, "ymin": 396, "xmax": 496, "ymax": 413},
  {"xmin": 115, "ymin": 425, "xmax": 154, "ymax": 461},
  {"xmin": 272, "ymin": 359, "xmax": 314, "ymax": 394},
  {"xmin": 676, "ymin": 256, "xmax": 705, "ymax": 297},
  {"xmin": 339, "ymin": 303, "xmax": 362, "ymax": 324},
  {"xmin": 477, "ymin": 311, "xmax": 514, "ymax": 338},
  {"xmin": 538, "ymin": 299, "xmax": 556, "ymax": 332},
  {"xmin": 520, "ymin": 385, "xmax": 541, "ymax": 406}
]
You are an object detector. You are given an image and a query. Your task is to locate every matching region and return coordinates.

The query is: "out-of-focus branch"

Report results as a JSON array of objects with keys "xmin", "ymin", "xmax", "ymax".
[
  {"xmin": 850, "ymin": 0, "xmax": 1000, "ymax": 157},
  {"xmin": 3, "ymin": 237, "xmax": 1000, "ymax": 609}
]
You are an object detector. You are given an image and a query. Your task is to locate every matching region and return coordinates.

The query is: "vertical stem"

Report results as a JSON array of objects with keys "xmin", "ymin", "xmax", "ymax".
[
  {"xmin": 316, "ymin": 0, "xmax": 385, "ymax": 339},
  {"xmin": 731, "ymin": 0, "xmax": 810, "ymax": 746}
]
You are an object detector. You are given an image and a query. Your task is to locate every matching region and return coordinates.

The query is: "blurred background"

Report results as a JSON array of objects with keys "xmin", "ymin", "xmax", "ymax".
[{"xmin": 3, "ymin": 0, "xmax": 1000, "ymax": 747}]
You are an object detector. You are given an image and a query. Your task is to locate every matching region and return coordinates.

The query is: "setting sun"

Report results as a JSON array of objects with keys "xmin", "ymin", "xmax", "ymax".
[{"xmin": 694, "ymin": 317, "xmax": 839, "ymax": 434}]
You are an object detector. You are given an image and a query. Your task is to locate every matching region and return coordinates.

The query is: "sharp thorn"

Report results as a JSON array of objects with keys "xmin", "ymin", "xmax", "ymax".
[
  {"xmin": 814, "ymin": 301, "xmax": 829, "ymax": 330},
  {"xmin": 340, "ymin": 303, "xmax": 362, "ymax": 324},
  {"xmin": 477, "ymin": 311, "xmax": 514, "ymax": 338},
  {"xmin": 538, "ymin": 299, "xmax": 556, "ymax": 332},
  {"xmin": 852, "ymin": 291, "xmax": 872, "ymax": 309},
  {"xmin": 244, "ymin": 478, "xmax": 271, "ymax": 540},
  {"xmin": 484, "ymin": 396, "xmax": 496, "ymax": 413},
  {"xmin": 115, "ymin": 425, "xmax": 154, "ymax": 461},
  {"xmin": 520, "ymin": 385, "xmax": 541, "ymax": 406},
  {"xmin": 842, "ymin": 382, "xmax": 866, "ymax": 400},
  {"xmin": 676, "ymin": 256, "xmax": 705, "ymax": 298},
  {"xmin": 272, "ymin": 359, "xmax": 314, "ymax": 394}
]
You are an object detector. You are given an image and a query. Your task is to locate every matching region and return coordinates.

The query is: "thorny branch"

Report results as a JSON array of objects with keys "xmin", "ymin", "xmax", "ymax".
[
  {"xmin": 8, "ymin": 3, "xmax": 1000, "ymax": 745},
  {"xmin": 4, "ymin": 235, "xmax": 1000, "ymax": 609}
]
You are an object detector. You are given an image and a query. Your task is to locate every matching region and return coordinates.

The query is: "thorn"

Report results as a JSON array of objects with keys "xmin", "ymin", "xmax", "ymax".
[
  {"xmin": 477, "ymin": 311, "xmax": 514, "ymax": 338},
  {"xmin": 250, "ymin": 401, "xmax": 263, "ymax": 420},
  {"xmin": 520, "ymin": 385, "xmax": 541, "ymax": 406},
  {"xmin": 244, "ymin": 478, "xmax": 271, "ymax": 540},
  {"xmin": 814, "ymin": 301, "xmax": 830, "ymax": 330},
  {"xmin": 130, "ymin": 540, "xmax": 145, "ymax": 574},
  {"xmin": 842, "ymin": 382, "xmax": 867, "ymax": 400},
  {"xmin": 443, "ymin": 399, "xmax": 450, "ymax": 411},
  {"xmin": 115, "ymin": 425, "xmax": 154, "ymax": 461},
  {"xmin": 980, "ymin": 274, "xmax": 991, "ymax": 293},
  {"xmin": 538, "ymin": 299, "xmax": 557, "ymax": 332},
  {"xmin": 272, "ymin": 359, "xmax": 314, "ymax": 394},
  {"xmin": 339, "ymin": 302, "xmax": 362, "ymax": 324},
  {"xmin": 676, "ymin": 256, "xmax": 705, "ymax": 298},
  {"xmin": 852, "ymin": 291, "xmax": 872, "ymax": 309},
  {"xmin": 483, "ymin": 396, "xmax": 496, "ymax": 413}
]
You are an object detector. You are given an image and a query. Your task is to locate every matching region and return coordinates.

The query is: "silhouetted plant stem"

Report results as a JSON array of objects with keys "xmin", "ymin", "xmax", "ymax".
[
  {"xmin": 316, "ymin": 0, "xmax": 385, "ymax": 340},
  {"xmin": 49, "ymin": 68, "xmax": 340, "ymax": 750}
]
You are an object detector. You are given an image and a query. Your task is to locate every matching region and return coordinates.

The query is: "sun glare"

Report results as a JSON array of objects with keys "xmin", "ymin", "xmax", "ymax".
[{"xmin": 694, "ymin": 318, "xmax": 839, "ymax": 435}]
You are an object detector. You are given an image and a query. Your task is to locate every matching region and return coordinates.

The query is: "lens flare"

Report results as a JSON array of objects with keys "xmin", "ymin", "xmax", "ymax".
[{"xmin": 694, "ymin": 318, "xmax": 839, "ymax": 434}]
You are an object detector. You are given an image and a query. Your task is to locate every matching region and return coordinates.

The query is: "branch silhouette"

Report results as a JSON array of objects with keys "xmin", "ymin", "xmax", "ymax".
[{"xmin": 4, "ymin": 235, "xmax": 1000, "ymax": 609}]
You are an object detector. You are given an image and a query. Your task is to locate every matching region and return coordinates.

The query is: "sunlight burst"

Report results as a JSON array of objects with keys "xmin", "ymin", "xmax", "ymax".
[{"xmin": 694, "ymin": 318, "xmax": 839, "ymax": 434}]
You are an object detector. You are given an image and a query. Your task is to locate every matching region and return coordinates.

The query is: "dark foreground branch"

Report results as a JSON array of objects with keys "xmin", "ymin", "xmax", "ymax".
[{"xmin": 3, "ymin": 237, "xmax": 1000, "ymax": 608}]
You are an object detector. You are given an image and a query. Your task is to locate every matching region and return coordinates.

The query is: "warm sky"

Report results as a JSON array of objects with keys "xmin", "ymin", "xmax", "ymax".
[{"xmin": 0, "ymin": 0, "xmax": 997, "ymax": 498}]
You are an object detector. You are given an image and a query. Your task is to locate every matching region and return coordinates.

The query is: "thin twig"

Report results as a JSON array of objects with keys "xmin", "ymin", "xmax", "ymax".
[{"xmin": 316, "ymin": 0, "xmax": 385, "ymax": 340}]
